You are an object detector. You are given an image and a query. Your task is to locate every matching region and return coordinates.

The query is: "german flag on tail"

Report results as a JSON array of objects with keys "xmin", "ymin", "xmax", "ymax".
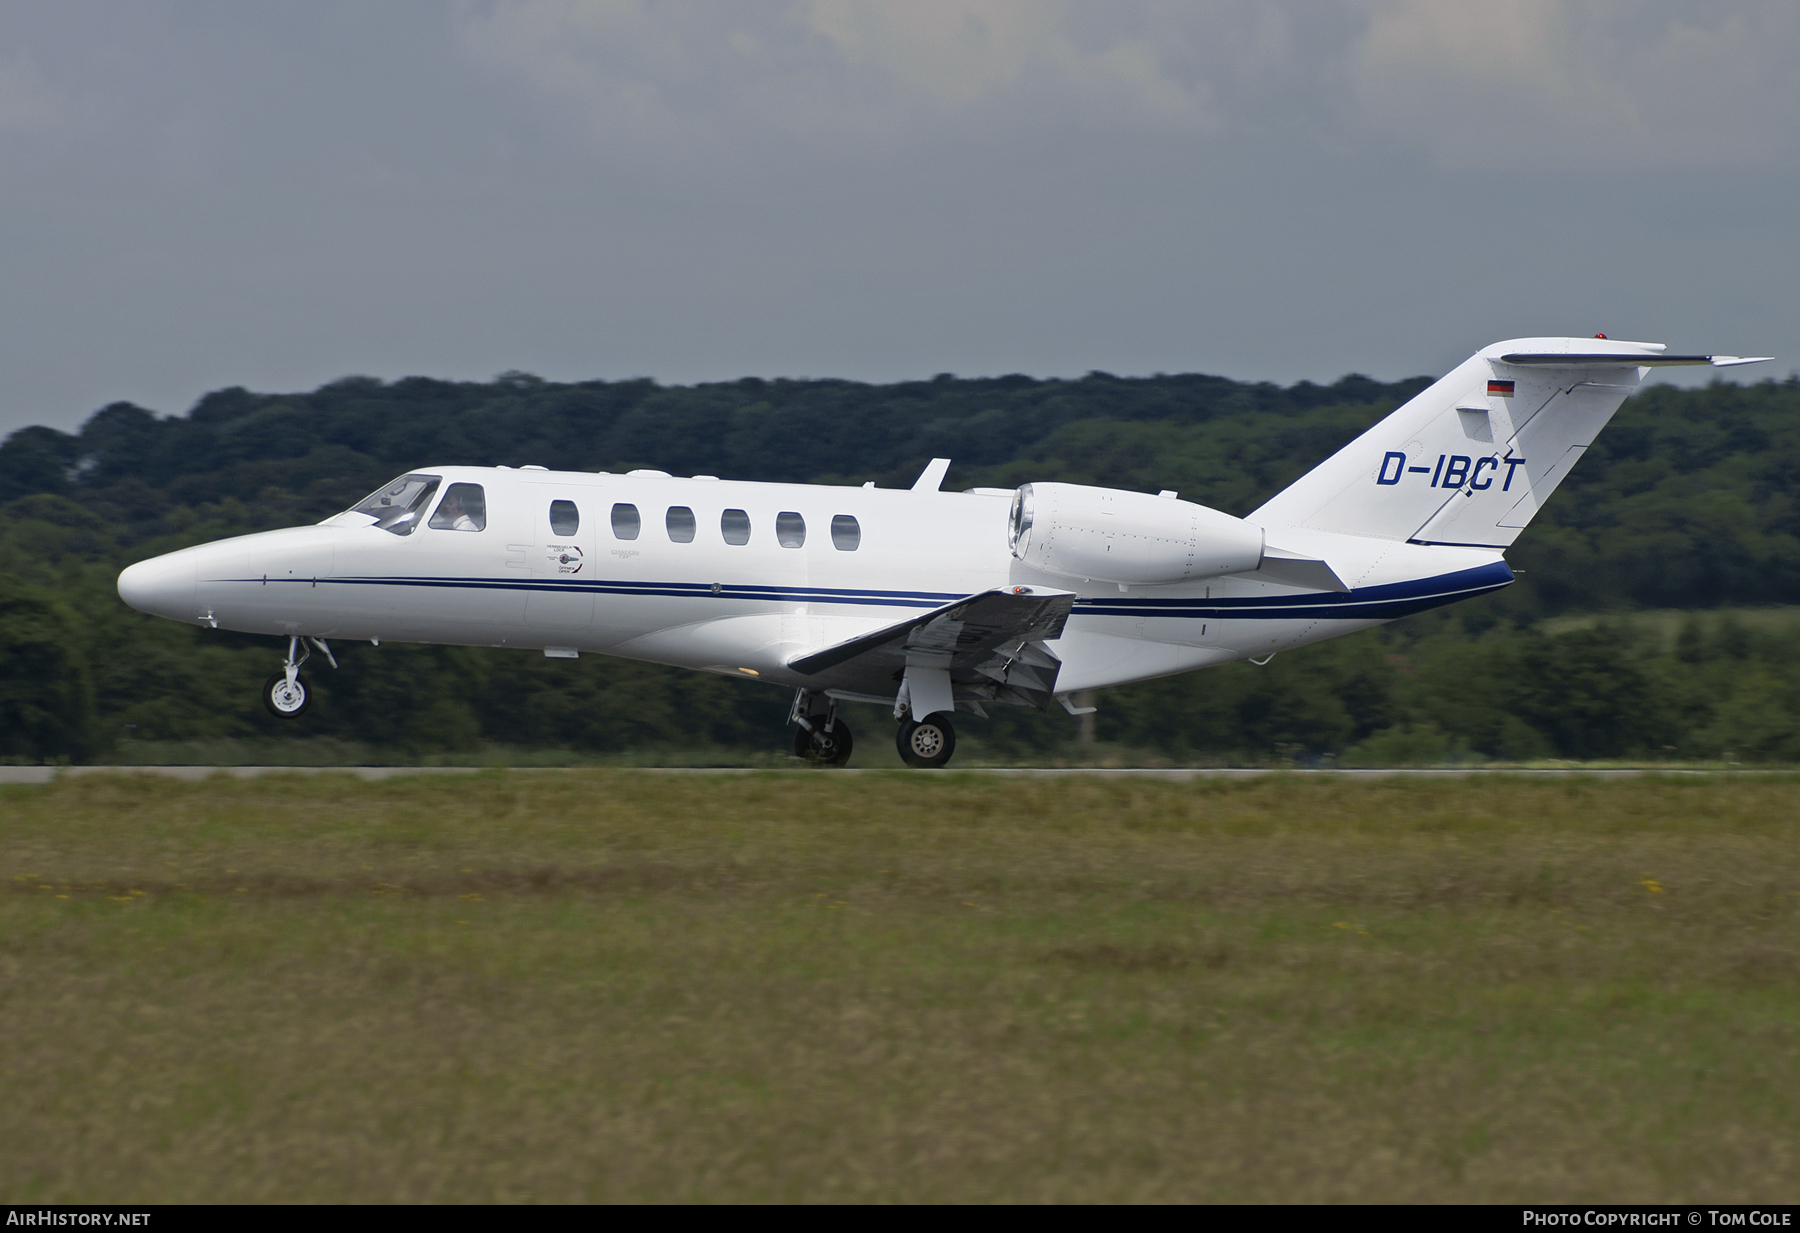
[{"xmin": 1488, "ymin": 379, "xmax": 1514, "ymax": 397}]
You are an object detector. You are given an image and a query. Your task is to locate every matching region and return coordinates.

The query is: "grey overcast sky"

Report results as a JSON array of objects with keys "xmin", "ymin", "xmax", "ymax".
[{"xmin": 1, "ymin": 0, "xmax": 1795, "ymax": 436}]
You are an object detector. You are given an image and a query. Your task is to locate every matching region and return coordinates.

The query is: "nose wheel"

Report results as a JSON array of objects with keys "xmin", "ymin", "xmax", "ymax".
[
  {"xmin": 263, "ymin": 671, "xmax": 311, "ymax": 717},
  {"xmin": 263, "ymin": 634, "xmax": 333, "ymax": 719},
  {"xmin": 897, "ymin": 713, "xmax": 956, "ymax": 768}
]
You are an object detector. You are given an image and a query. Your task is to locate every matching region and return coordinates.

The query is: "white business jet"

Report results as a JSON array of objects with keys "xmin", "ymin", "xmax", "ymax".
[{"xmin": 117, "ymin": 337, "xmax": 1767, "ymax": 768}]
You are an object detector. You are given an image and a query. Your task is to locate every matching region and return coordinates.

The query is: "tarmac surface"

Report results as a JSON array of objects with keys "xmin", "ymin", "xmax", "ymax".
[{"xmin": 0, "ymin": 765, "xmax": 1784, "ymax": 784}]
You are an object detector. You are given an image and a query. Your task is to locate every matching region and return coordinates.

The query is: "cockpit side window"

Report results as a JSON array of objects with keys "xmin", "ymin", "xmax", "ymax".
[
  {"xmin": 428, "ymin": 483, "xmax": 488, "ymax": 531},
  {"xmin": 350, "ymin": 474, "xmax": 441, "ymax": 536}
]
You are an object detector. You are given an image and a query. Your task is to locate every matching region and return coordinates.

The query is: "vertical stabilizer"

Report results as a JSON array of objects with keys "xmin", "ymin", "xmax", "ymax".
[{"xmin": 1248, "ymin": 337, "xmax": 1734, "ymax": 548}]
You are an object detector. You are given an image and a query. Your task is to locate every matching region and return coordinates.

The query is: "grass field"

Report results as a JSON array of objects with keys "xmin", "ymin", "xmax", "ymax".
[{"xmin": 3, "ymin": 771, "xmax": 1797, "ymax": 1202}]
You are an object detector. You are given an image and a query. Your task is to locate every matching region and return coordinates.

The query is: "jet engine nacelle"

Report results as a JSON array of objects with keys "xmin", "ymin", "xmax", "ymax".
[{"xmin": 1008, "ymin": 482, "xmax": 1265, "ymax": 586}]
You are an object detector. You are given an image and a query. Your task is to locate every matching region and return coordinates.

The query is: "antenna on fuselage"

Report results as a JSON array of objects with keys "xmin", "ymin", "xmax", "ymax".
[{"xmin": 912, "ymin": 458, "xmax": 951, "ymax": 492}]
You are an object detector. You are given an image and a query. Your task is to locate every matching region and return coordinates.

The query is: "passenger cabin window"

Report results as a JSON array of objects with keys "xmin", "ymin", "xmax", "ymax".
[
  {"xmin": 548, "ymin": 500, "xmax": 579, "ymax": 537},
  {"xmin": 611, "ymin": 503, "xmax": 640, "ymax": 540},
  {"xmin": 776, "ymin": 511, "xmax": 806, "ymax": 548},
  {"xmin": 666, "ymin": 506, "xmax": 696, "ymax": 543},
  {"xmin": 831, "ymin": 514, "xmax": 861, "ymax": 551},
  {"xmin": 427, "ymin": 482, "xmax": 487, "ymax": 532},
  {"xmin": 351, "ymin": 473, "xmax": 440, "ymax": 536},
  {"xmin": 721, "ymin": 508, "xmax": 751, "ymax": 546}
]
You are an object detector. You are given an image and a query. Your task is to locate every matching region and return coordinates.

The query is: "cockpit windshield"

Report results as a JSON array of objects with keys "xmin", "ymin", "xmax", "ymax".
[{"xmin": 349, "ymin": 473, "xmax": 442, "ymax": 536}]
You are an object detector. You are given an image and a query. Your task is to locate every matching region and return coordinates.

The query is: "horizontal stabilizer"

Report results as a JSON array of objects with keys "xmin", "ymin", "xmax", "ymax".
[{"xmin": 1499, "ymin": 352, "xmax": 1772, "ymax": 368}]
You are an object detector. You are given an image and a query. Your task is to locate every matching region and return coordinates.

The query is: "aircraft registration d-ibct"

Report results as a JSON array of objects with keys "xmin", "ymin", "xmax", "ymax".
[{"xmin": 118, "ymin": 337, "xmax": 1767, "ymax": 767}]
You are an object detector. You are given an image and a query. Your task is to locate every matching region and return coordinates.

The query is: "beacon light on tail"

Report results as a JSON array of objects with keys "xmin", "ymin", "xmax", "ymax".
[{"xmin": 117, "ymin": 336, "xmax": 1771, "ymax": 769}]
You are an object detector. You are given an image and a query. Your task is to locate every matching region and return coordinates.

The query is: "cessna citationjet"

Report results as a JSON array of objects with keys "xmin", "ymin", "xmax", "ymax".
[{"xmin": 117, "ymin": 337, "xmax": 1767, "ymax": 767}]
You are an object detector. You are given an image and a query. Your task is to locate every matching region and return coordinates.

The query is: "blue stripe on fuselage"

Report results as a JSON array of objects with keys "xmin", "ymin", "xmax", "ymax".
[
  {"xmin": 318, "ymin": 577, "xmax": 965, "ymax": 607},
  {"xmin": 222, "ymin": 560, "xmax": 1511, "ymax": 621}
]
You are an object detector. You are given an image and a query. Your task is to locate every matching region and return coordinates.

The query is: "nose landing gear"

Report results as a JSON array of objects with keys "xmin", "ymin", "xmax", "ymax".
[{"xmin": 262, "ymin": 635, "xmax": 335, "ymax": 719}]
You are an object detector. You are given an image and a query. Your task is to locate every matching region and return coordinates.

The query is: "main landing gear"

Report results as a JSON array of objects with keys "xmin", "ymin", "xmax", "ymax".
[
  {"xmin": 790, "ymin": 690, "xmax": 854, "ymax": 766},
  {"xmin": 263, "ymin": 635, "xmax": 335, "ymax": 719},
  {"xmin": 896, "ymin": 712, "xmax": 956, "ymax": 769},
  {"xmin": 789, "ymin": 691, "xmax": 959, "ymax": 768}
]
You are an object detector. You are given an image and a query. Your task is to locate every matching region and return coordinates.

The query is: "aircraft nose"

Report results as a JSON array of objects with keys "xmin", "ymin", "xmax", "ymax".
[{"xmin": 118, "ymin": 552, "xmax": 198, "ymax": 621}]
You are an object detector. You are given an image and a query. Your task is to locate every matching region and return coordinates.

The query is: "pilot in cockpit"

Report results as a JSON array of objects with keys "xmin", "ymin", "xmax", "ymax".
[
  {"xmin": 429, "ymin": 483, "xmax": 487, "ymax": 532},
  {"xmin": 442, "ymin": 492, "xmax": 475, "ymax": 531}
]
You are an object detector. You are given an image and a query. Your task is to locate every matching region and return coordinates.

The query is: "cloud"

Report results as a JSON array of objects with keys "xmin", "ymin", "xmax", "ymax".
[
  {"xmin": 455, "ymin": 0, "xmax": 1799, "ymax": 170},
  {"xmin": 794, "ymin": 0, "xmax": 1209, "ymax": 122},
  {"xmin": 453, "ymin": 0, "xmax": 1236, "ymax": 143},
  {"xmin": 1349, "ymin": 0, "xmax": 1800, "ymax": 170}
]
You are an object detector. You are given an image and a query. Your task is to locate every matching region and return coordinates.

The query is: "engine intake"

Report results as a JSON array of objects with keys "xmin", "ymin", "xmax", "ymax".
[{"xmin": 1008, "ymin": 482, "xmax": 1265, "ymax": 586}]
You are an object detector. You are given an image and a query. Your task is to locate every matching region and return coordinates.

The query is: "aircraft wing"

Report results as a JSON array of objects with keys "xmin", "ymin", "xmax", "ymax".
[{"xmin": 788, "ymin": 586, "xmax": 1076, "ymax": 710}]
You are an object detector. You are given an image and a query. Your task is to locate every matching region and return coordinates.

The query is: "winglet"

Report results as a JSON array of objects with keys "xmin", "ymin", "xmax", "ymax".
[{"xmin": 912, "ymin": 458, "xmax": 952, "ymax": 491}]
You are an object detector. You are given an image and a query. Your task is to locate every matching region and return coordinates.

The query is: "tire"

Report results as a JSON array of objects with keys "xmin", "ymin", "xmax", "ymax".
[
  {"xmin": 263, "ymin": 672, "xmax": 311, "ymax": 718},
  {"xmin": 794, "ymin": 720, "xmax": 855, "ymax": 767},
  {"xmin": 896, "ymin": 712, "xmax": 956, "ymax": 768}
]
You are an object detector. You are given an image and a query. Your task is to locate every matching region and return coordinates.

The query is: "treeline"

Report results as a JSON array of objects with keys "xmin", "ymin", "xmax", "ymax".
[
  {"xmin": 1095, "ymin": 609, "xmax": 1800, "ymax": 765},
  {"xmin": 2, "ymin": 366, "xmax": 1798, "ymax": 763}
]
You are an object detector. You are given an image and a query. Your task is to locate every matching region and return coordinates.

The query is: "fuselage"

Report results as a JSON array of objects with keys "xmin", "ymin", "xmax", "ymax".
[{"xmin": 117, "ymin": 464, "xmax": 1511, "ymax": 699}]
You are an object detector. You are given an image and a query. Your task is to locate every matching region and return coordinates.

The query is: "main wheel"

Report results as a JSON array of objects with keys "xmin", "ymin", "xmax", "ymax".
[
  {"xmin": 263, "ymin": 672, "xmax": 311, "ymax": 718},
  {"xmin": 896, "ymin": 712, "xmax": 956, "ymax": 768},
  {"xmin": 793, "ymin": 720, "xmax": 855, "ymax": 767}
]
